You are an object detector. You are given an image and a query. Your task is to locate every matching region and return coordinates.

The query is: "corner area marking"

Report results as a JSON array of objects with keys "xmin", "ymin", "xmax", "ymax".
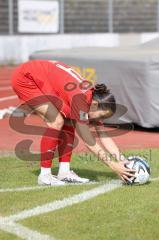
[
  {"xmin": 0, "ymin": 177, "xmax": 158, "ymax": 240},
  {"xmin": 0, "ymin": 180, "xmax": 122, "ymax": 239}
]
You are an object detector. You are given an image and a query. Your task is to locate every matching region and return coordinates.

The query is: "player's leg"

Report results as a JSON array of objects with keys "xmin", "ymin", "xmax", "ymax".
[
  {"xmin": 12, "ymin": 66, "xmax": 65, "ymax": 185},
  {"xmin": 57, "ymin": 119, "xmax": 90, "ymax": 183},
  {"xmin": 33, "ymin": 101, "xmax": 65, "ymax": 186},
  {"xmin": 58, "ymin": 119, "xmax": 75, "ymax": 174}
]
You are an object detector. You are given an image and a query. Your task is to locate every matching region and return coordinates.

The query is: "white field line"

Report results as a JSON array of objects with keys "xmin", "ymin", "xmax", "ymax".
[
  {"xmin": 0, "ymin": 218, "xmax": 53, "ymax": 240},
  {"xmin": 0, "ymin": 86, "xmax": 12, "ymax": 91},
  {"xmin": 150, "ymin": 176, "xmax": 159, "ymax": 182},
  {"xmin": 4, "ymin": 180, "xmax": 122, "ymax": 222},
  {"xmin": 0, "ymin": 180, "xmax": 122, "ymax": 240},
  {"xmin": 0, "ymin": 177, "xmax": 158, "ymax": 240},
  {"xmin": 0, "ymin": 176, "xmax": 158, "ymax": 193},
  {"xmin": 0, "ymin": 95, "xmax": 17, "ymax": 102},
  {"xmin": 0, "ymin": 186, "xmax": 48, "ymax": 193},
  {"xmin": 0, "ymin": 181, "xmax": 98, "ymax": 193}
]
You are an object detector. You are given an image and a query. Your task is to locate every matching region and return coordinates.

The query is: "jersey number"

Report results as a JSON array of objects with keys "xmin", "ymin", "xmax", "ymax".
[{"xmin": 56, "ymin": 63, "xmax": 85, "ymax": 83}]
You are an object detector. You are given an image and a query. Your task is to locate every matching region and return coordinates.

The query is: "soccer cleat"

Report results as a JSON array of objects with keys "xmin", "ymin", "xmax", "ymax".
[
  {"xmin": 57, "ymin": 170, "xmax": 90, "ymax": 184},
  {"xmin": 38, "ymin": 173, "xmax": 65, "ymax": 186}
]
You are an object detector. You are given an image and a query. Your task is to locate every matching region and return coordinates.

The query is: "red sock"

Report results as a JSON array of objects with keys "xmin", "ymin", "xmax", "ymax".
[
  {"xmin": 58, "ymin": 124, "xmax": 75, "ymax": 162},
  {"xmin": 40, "ymin": 127, "xmax": 61, "ymax": 168}
]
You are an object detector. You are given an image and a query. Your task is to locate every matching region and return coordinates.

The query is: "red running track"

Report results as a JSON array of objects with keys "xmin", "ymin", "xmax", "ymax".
[{"xmin": 0, "ymin": 66, "xmax": 159, "ymax": 154}]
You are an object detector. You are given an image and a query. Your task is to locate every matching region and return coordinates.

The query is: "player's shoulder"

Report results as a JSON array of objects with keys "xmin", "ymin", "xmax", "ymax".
[{"xmin": 49, "ymin": 60, "xmax": 70, "ymax": 68}]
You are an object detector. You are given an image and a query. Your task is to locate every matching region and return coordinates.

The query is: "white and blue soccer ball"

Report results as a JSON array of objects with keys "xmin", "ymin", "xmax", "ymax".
[{"xmin": 125, "ymin": 156, "xmax": 151, "ymax": 185}]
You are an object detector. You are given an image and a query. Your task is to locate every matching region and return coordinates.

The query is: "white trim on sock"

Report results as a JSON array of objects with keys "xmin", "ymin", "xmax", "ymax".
[
  {"xmin": 58, "ymin": 162, "xmax": 70, "ymax": 174},
  {"xmin": 40, "ymin": 167, "xmax": 51, "ymax": 175}
]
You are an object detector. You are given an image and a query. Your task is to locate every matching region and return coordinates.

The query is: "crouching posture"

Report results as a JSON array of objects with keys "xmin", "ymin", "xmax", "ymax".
[{"xmin": 12, "ymin": 60, "xmax": 134, "ymax": 185}]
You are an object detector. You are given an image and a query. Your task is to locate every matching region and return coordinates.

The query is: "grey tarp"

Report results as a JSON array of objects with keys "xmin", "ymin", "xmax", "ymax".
[{"xmin": 30, "ymin": 47, "xmax": 159, "ymax": 128}]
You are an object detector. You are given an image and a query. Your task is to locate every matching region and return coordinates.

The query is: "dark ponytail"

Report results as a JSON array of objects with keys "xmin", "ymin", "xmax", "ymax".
[{"xmin": 93, "ymin": 83, "xmax": 116, "ymax": 114}]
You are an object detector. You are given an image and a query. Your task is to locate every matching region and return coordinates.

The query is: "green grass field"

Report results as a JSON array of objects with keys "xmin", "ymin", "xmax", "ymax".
[{"xmin": 0, "ymin": 149, "xmax": 159, "ymax": 240}]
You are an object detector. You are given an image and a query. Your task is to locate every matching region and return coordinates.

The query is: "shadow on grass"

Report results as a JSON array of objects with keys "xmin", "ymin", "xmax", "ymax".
[{"xmin": 32, "ymin": 167, "xmax": 117, "ymax": 181}]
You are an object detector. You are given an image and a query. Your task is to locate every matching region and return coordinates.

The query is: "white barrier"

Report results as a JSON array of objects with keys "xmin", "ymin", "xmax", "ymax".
[
  {"xmin": 0, "ymin": 34, "xmax": 119, "ymax": 64},
  {"xmin": 0, "ymin": 33, "xmax": 159, "ymax": 64}
]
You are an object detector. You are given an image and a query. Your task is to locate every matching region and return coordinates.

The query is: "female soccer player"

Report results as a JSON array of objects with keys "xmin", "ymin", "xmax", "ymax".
[{"xmin": 12, "ymin": 59, "xmax": 134, "ymax": 186}]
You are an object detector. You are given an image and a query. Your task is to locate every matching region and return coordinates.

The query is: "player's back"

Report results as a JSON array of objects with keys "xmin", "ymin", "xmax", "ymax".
[{"xmin": 21, "ymin": 60, "xmax": 85, "ymax": 100}]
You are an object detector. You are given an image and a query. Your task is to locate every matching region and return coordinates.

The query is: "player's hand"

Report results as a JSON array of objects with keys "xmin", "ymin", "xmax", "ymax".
[{"xmin": 108, "ymin": 161, "xmax": 136, "ymax": 183}]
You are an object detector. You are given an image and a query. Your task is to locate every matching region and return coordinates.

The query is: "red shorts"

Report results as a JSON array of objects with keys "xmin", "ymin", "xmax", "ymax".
[
  {"xmin": 12, "ymin": 60, "xmax": 93, "ymax": 123},
  {"xmin": 12, "ymin": 63, "xmax": 51, "ymax": 107}
]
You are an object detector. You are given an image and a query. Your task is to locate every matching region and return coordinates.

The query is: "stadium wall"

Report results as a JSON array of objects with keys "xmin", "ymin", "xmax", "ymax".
[
  {"xmin": 0, "ymin": 0, "xmax": 159, "ymax": 64},
  {"xmin": 0, "ymin": 34, "xmax": 119, "ymax": 64},
  {"xmin": 0, "ymin": 33, "xmax": 159, "ymax": 64}
]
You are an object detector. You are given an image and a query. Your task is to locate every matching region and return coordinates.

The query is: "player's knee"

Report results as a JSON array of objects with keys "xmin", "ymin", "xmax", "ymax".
[
  {"xmin": 55, "ymin": 117, "xmax": 64, "ymax": 129},
  {"xmin": 48, "ymin": 116, "xmax": 64, "ymax": 130}
]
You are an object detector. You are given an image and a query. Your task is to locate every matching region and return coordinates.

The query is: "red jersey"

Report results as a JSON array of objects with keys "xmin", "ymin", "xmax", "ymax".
[{"xmin": 12, "ymin": 60, "xmax": 93, "ymax": 124}]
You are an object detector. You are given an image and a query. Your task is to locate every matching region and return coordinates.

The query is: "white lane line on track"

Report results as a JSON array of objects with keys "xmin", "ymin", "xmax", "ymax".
[
  {"xmin": 0, "ymin": 219, "xmax": 54, "ymax": 240},
  {"xmin": 0, "ymin": 95, "xmax": 17, "ymax": 102},
  {"xmin": 0, "ymin": 86, "xmax": 12, "ymax": 91},
  {"xmin": 4, "ymin": 180, "xmax": 122, "ymax": 222}
]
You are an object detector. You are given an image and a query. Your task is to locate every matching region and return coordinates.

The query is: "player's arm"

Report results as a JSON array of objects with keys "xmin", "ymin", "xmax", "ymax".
[
  {"xmin": 75, "ymin": 121, "xmax": 110, "ymax": 160},
  {"xmin": 95, "ymin": 125, "xmax": 127, "ymax": 162},
  {"xmin": 70, "ymin": 92, "xmax": 135, "ymax": 181},
  {"xmin": 75, "ymin": 121, "xmax": 135, "ymax": 182}
]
